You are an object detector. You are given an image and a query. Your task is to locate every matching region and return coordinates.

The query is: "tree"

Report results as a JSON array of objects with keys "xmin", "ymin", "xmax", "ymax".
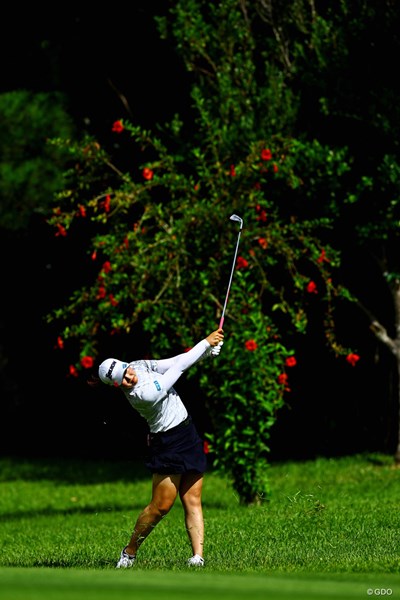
[
  {"xmin": 45, "ymin": 0, "xmax": 400, "ymax": 502},
  {"xmin": 0, "ymin": 90, "xmax": 75, "ymax": 230},
  {"xmin": 282, "ymin": 0, "xmax": 400, "ymax": 462}
]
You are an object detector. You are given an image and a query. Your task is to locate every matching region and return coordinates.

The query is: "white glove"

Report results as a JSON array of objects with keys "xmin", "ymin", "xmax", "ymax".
[{"xmin": 210, "ymin": 341, "xmax": 223, "ymax": 356}]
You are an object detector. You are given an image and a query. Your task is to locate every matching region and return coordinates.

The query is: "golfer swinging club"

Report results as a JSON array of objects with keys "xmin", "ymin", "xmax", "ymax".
[{"xmin": 98, "ymin": 327, "xmax": 224, "ymax": 568}]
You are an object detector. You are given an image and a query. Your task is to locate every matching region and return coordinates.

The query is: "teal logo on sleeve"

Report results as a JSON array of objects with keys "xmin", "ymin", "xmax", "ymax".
[{"xmin": 153, "ymin": 380, "xmax": 161, "ymax": 391}]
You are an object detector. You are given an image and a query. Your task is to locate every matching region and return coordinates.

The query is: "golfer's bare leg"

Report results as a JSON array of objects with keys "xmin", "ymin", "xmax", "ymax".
[
  {"xmin": 179, "ymin": 473, "xmax": 204, "ymax": 557},
  {"xmin": 125, "ymin": 473, "xmax": 181, "ymax": 555}
]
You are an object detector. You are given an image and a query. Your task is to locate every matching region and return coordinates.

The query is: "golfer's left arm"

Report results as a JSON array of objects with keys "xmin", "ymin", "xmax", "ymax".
[{"xmin": 155, "ymin": 329, "xmax": 224, "ymax": 388}]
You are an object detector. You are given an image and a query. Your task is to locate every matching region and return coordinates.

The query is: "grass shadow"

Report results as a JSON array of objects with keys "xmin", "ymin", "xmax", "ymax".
[{"xmin": 0, "ymin": 456, "xmax": 150, "ymax": 484}]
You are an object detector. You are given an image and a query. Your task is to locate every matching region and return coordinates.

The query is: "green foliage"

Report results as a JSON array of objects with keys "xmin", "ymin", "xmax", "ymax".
[{"xmin": 0, "ymin": 90, "xmax": 75, "ymax": 230}]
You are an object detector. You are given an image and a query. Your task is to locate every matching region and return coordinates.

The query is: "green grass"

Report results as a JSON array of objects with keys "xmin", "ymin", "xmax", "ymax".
[{"xmin": 0, "ymin": 453, "xmax": 399, "ymax": 599}]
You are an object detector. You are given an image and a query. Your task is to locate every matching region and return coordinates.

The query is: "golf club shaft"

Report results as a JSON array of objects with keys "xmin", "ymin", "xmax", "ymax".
[{"xmin": 219, "ymin": 224, "xmax": 243, "ymax": 329}]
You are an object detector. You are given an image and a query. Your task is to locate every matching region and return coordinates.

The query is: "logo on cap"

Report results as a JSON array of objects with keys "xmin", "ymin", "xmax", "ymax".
[{"xmin": 106, "ymin": 360, "xmax": 117, "ymax": 381}]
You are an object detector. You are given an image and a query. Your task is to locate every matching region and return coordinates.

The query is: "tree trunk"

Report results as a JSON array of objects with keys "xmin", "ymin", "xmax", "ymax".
[
  {"xmin": 368, "ymin": 278, "xmax": 400, "ymax": 463},
  {"xmin": 394, "ymin": 280, "xmax": 400, "ymax": 464}
]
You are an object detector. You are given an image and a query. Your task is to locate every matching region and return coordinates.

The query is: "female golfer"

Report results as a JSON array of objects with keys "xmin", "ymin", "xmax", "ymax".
[{"xmin": 98, "ymin": 327, "xmax": 224, "ymax": 569}]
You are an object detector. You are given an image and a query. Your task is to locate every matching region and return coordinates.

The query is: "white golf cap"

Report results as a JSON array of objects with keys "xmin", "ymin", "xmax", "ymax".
[{"xmin": 98, "ymin": 358, "xmax": 128, "ymax": 386}]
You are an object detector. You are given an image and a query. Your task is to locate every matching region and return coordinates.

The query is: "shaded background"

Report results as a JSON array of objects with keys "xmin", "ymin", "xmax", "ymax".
[{"xmin": 0, "ymin": 6, "xmax": 397, "ymax": 462}]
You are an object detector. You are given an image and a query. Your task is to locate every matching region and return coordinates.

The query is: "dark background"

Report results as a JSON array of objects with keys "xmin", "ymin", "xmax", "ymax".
[{"xmin": 0, "ymin": 6, "xmax": 397, "ymax": 463}]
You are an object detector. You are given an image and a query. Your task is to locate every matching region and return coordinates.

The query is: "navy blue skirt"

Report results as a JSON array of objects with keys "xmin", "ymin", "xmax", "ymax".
[{"xmin": 145, "ymin": 416, "xmax": 207, "ymax": 474}]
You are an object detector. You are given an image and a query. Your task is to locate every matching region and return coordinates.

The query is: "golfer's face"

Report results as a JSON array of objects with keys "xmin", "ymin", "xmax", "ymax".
[{"xmin": 121, "ymin": 366, "xmax": 138, "ymax": 389}]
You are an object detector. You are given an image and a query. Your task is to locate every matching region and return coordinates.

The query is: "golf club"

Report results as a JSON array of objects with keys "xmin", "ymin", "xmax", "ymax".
[{"xmin": 219, "ymin": 214, "xmax": 243, "ymax": 329}]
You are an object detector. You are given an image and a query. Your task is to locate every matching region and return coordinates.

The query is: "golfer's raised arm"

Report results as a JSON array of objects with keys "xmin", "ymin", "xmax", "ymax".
[{"xmin": 155, "ymin": 329, "xmax": 224, "ymax": 389}]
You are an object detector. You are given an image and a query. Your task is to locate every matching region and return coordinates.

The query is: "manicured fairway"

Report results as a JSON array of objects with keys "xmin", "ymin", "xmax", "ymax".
[{"xmin": 0, "ymin": 568, "xmax": 399, "ymax": 600}]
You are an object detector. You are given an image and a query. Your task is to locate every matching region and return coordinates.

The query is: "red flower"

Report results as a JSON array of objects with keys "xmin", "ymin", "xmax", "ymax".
[
  {"xmin": 101, "ymin": 261, "xmax": 112, "ymax": 274},
  {"xmin": 142, "ymin": 167, "xmax": 154, "ymax": 180},
  {"xmin": 229, "ymin": 164, "xmax": 236, "ymax": 177},
  {"xmin": 277, "ymin": 373, "xmax": 288, "ymax": 385},
  {"xmin": 255, "ymin": 205, "xmax": 267, "ymax": 222},
  {"xmin": 81, "ymin": 356, "xmax": 94, "ymax": 369},
  {"xmin": 55, "ymin": 224, "xmax": 67, "ymax": 237},
  {"xmin": 203, "ymin": 440, "xmax": 210, "ymax": 454},
  {"xmin": 103, "ymin": 195, "xmax": 111, "ymax": 213},
  {"xmin": 56, "ymin": 336, "xmax": 64, "ymax": 350},
  {"xmin": 285, "ymin": 356, "xmax": 297, "ymax": 367},
  {"xmin": 109, "ymin": 294, "xmax": 119, "ymax": 306},
  {"xmin": 277, "ymin": 372, "xmax": 291, "ymax": 392},
  {"xmin": 346, "ymin": 353, "xmax": 360, "ymax": 367},
  {"xmin": 69, "ymin": 365, "xmax": 78, "ymax": 378},
  {"xmin": 91, "ymin": 250, "xmax": 97, "ymax": 261},
  {"xmin": 96, "ymin": 285, "xmax": 107, "ymax": 299},
  {"xmin": 272, "ymin": 163, "xmax": 279, "ymax": 173},
  {"xmin": 245, "ymin": 339, "xmax": 258, "ymax": 351},
  {"xmin": 306, "ymin": 280, "xmax": 318, "ymax": 294},
  {"xmin": 77, "ymin": 204, "xmax": 86, "ymax": 218},
  {"xmin": 258, "ymin": 237, "xmax": 268, "ymax": 250},
  {"xmin": 261, "ymin": 148, "xmax": 272, "ymax": 161},
  {"xmin": 112, "ymin": 120, "xmax": 124, "ymax": 133},
  {"xmin": 236, "ymin": 256, "xmax": 249, "ymax": 269},
  {"xmin": 317, "ymin": 248, "xmax": 330, "ymax": 264}
]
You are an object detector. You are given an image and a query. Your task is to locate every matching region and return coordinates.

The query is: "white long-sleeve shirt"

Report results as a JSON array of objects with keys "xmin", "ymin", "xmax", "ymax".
[{"xmin": 122, "ymin": 339, "xmax": 211, "ymax": 433}]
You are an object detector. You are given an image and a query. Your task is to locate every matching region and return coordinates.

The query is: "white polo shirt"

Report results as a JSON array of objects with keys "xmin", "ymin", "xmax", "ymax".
[{"xmin": 122, "ymin": 339, "xmax": 211, "ymax": 433}]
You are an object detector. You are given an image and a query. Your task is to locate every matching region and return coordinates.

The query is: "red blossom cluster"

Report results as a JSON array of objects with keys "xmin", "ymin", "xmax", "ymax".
[
  {"xmin": 317, "ymin": 248, "xmax": 330, "ymax": 264},
  {"xmin": 261, "ymin": 148, "xmax": 272, "ymax": 161},
  {"xmin": 277, "ymin": 355, "xmax": 297, "ymax": 392},
  {"xmin": 255, "ymin": 204, "xmax": 267, "ymax": 222},
  {"xmin": 236, "ymin": 256, "xmax": 248, "ymax": 269},
  {"xmin": 245, "ymin": 339, "xmax": 258, "ymax": 351},
  {"xmin": 142, "ymin": 167, "xmax": 154, "ymax": 180},
  {"xmin": 306, "ymin": 280, "xmax": 318, "ymax": 294},
  {"xmin": 258, "ymin": 237, "xmax": 268, "ymax": 250},
  {"xmin": 285, "ymin": 356, "xmax": 297, "ymax": 367},
  {"xmin": 112, "ymin": 120, "xmax": 124, "ymax": 133},
  {"xmin": 81, "ymin": 356, "xmax": 94, "ymax": 369},
  {"xmin": 55, "ymin": 223, "xmax": 67, "ymax": 237},
  {"xmin": 101, "ymin": 195, "xmax": 111, "ymax": 213},
  {"xmin": 277, "ymin": 372, "xmax": 290, "ymax": 391},
  {"xmin": 346, "ymin": 353, "xmax": 360, "ymax": 366},
  {"xmin": 259, "ymin": 148, "xmax": 278, "ymax": 173}
]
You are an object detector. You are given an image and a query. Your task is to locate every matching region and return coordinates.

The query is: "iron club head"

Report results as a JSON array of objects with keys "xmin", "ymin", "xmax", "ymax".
[
  {"xmin": 218, "ymin": 214, "xmax": 244, "ymax": 329},
  {"xmin": 230, "ymin": 214, "xmax": 243, "ymax": 227}
]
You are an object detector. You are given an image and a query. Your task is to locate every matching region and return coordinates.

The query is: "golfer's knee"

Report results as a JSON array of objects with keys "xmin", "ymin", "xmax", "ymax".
[
  {"xmin": 181, "ymin": 493, "xmax": 201, "ymax": 511},
  {"xmin": 150, "ymin": 500, "xmax": 174, "ymax": 517}
]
